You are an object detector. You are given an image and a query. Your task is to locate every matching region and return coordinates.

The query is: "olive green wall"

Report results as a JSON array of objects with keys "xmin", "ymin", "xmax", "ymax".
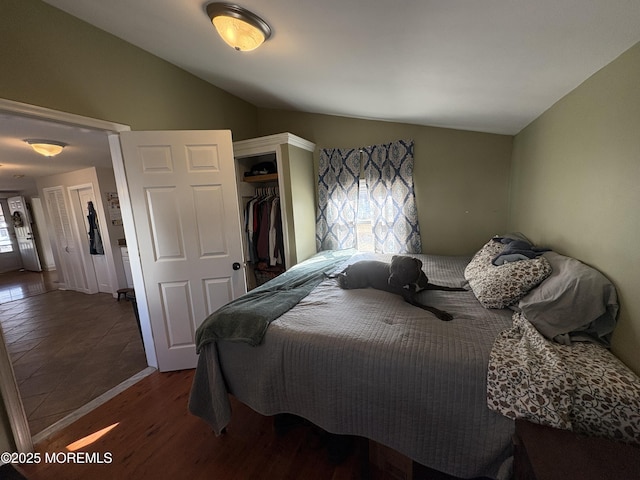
[
  {"xmin": 0, "ymin": 0, "xmax": 258, "ymax": 138},
  {"xmin": 509, "ymin": 41, "xmax": 640, "ymax": 374},
  {"xmin": 257, "ymin": 110, "xmax": 513, "ymax": 255}
]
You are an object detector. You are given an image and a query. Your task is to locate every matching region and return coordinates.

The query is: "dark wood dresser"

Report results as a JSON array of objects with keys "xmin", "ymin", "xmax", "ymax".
[{"xmin": 514, "ymin": 419, "xmax": 640, "ymax": 480}]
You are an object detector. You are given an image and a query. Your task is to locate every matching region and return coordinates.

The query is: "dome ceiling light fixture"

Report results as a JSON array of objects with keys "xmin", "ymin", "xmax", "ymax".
[
  {"xmin": 206, "ymin": 3, "xmax": 272, "ymax": 52},
  {"xmin": 24, "ymin": 139, "xmax": 67, "ymax": 157}
]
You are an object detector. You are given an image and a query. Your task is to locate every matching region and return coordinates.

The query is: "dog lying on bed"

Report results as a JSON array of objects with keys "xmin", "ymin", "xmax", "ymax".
[{"xmin": 335, "ymin": 256, "xmax": 466, "ymax": 321}]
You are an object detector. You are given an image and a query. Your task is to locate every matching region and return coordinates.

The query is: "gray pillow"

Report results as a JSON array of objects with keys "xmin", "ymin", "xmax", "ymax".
[{"xmin": 518, "ymin": 252, "xmax": 619, "ymax": 346}]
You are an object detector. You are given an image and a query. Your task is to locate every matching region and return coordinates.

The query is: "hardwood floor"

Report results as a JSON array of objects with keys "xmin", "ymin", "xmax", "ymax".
[{"xmin": 17, "ymin": 370, "xmax": 369, "ymax": 480}]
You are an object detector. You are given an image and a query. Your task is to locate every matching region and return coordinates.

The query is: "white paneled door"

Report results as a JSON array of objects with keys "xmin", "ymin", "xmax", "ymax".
[
  {"xmin": 7, "ymin": 196, "xmax": 42, "ymax": 272},
  {"xmin": 119, "ymin": 130, "xmax": 246, "ymax": 371},
  {"xmin": 73, "ymin": 186, "xmax": 109, "ymax": 293},
  {"xmin": 43, "ymin": 186, "xmax": 88, "ymax": 292}
]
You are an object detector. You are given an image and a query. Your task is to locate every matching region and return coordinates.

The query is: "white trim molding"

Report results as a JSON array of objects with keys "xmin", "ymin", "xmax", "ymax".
[
  {"xmin": 0, "ymin": 327, "xmax": 32, "ymax": 453},
  {"xmin": 0, "ymin": 98, "xmax": 129, "ymax": 133}
]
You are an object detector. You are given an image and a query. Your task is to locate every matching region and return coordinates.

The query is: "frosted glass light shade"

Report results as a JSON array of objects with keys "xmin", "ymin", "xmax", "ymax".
[
  {"xmin": 213, "ymin": 16, "xmax": 265, "ymax": 51},
  {"xmin": 25, "ymin": 139, "xmax": 67, "ymax": 157},
  {"xmin": 206, "ymin": 3, "xmax": 271, "ymax": 52}
]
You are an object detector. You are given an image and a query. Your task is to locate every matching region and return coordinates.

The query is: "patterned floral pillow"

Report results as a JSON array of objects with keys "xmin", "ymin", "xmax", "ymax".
[{"xmin": 464, "ymin": 238, "xmax": 552, "ymax": 308}]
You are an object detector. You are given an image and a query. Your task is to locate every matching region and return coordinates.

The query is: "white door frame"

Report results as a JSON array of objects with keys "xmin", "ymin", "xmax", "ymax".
[
  {"xmin": 108, "ymin": 135, "xmax": 158, "ymax": 365},
  {"xmin": 0, "ymin": 98, "xmax": 156, "ymax": 450},
  {"xmin": 0, "ymin": 326, "xmax": 31, "ymax": 453}
]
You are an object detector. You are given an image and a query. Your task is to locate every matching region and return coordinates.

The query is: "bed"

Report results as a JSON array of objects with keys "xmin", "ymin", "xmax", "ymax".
[
  {"xmin": 189, "ymin": 248, "xmax": 516, "ymax": 479},
  {"xmin": 190, "ymin": 233, "xmax": 640, "ymax": 479}
]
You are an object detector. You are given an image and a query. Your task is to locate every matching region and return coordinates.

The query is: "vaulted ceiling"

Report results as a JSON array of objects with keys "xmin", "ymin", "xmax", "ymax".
[
  {"xmin": 41, "ymin": 0, "xmax": 640, "ymax": 134},
  {"xmin": 2, "ymin": 1, "xmax": 640, "ymax": 193}
]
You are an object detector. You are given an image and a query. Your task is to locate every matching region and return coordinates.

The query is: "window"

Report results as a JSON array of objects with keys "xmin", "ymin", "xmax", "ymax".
[
  {"xmin": 356, "ymin": 179, "xmax": 374, "ymax": 252},
  {"xmin": 317, "ymin": 140, "xmax": 420, "ymax": 254},
  {"xmin": 0, "ymin": 204, "xmax": 14, "ymax": 253}
]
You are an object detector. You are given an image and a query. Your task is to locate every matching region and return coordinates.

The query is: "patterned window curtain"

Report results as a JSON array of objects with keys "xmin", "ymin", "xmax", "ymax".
[
  {"xmin": 362, "ymin": 139, "xmax": 422, "ymax": 254},
  {"xmin": 316, "ymin": 147, "xmax": 361, "ymax": 251}
]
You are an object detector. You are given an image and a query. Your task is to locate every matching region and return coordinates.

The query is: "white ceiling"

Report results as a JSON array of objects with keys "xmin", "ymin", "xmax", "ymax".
[
  {"xmin": 2, "ymin": 0, "xmax": 640, "ymax": 193},
  {"xmin": 0, "ymin": 113, "xmax": 114, "ymax": 194}
]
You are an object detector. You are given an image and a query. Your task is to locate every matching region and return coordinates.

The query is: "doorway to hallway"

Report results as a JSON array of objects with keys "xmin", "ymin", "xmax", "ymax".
[{"xmin": 0, "ymin": 271, "xmax": 146, "ymax": 435}]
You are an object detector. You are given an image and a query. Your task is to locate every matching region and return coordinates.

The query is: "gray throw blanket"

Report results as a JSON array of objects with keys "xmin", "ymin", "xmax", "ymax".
[
  {"xmin": 195, "ymin": 249, "xmax": 355, "ymax": 351},
  {"xmin": 491, "ymin": 237, "xmax": 549, "ymax": 265}
]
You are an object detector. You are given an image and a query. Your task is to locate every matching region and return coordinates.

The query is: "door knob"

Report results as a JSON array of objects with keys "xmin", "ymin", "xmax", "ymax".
[{"xmin": 232, "ymin": 262, "xmax": 241, "ymax": 270}]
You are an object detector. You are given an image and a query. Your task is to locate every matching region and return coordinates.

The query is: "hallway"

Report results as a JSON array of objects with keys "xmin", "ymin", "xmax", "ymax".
[{"xmin": 0, "ymin": 270, "xmax": 147, "ymax": 435}]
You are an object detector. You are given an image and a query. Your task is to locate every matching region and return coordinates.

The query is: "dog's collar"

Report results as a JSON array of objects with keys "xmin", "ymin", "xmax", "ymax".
[{"xmin": 402, "ymin": 282, "xmax": 424, "ymax": 292}]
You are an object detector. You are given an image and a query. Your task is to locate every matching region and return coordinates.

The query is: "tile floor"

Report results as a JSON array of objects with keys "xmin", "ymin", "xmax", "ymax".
[
  {"xmin": 0, "ymin": 270, "xmax": 148, "ymax": 435},
  {"xmin": 0, "ymin": 269, "xmax": 59, "ymax": 303}
]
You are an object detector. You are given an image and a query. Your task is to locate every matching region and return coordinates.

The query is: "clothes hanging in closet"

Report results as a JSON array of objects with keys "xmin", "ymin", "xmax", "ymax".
[{"xmin": 245, "ymin": 188, "xmax": 284, "ymax": 267}]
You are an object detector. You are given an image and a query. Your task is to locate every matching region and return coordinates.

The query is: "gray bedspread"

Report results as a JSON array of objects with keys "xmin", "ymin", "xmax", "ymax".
[{"xmin": 189, "ymin": 252, "xmax": 515, "ymax": 479}]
